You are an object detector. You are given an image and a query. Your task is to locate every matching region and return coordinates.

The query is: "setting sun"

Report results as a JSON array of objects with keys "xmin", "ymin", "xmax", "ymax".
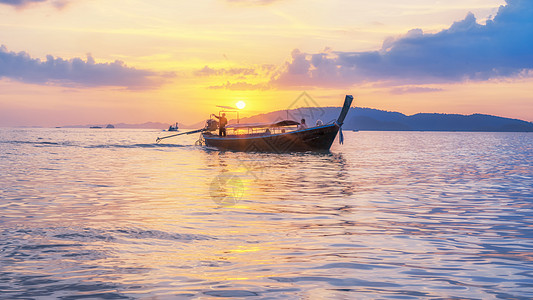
[{"xmin": 236, "ymin": 101, "xmax": 246, "ymax": 110}]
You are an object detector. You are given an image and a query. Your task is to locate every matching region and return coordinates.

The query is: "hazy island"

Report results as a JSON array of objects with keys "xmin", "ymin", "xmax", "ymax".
[
  {"xmin": 62, "ymin": 107, "xmax": 533, "ymax": 132},
  {"xmin": 196, "ymin": 107, "xmax": 533, "ymax": 132}
]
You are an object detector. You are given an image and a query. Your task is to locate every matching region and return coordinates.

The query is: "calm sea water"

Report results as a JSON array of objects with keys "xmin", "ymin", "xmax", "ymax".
[{"xmin": 0, "ymin": 128, "xmax": 532, "ymax": 299}]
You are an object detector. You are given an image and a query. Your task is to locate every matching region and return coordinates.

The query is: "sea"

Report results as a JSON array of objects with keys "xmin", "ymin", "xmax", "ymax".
[{"xmin": 0, "ymin": 128, "xmax": 531, "ymax": 299}]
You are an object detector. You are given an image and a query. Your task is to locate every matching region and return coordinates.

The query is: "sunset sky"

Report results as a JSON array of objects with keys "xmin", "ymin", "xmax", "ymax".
[{"xmin": 1, "ymin": 0, "xmax": 532, "ymax": 126}]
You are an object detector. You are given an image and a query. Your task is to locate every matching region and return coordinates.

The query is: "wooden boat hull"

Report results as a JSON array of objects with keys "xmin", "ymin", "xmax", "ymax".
[{"xmin": 202, "ymin": 123, "xmax": 340, "ymax": 152}]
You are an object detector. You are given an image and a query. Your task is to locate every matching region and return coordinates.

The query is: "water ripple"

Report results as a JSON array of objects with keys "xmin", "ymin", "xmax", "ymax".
[{"xmin": 0, "ymin": 129, "xmax": 531, "ymax": 299}]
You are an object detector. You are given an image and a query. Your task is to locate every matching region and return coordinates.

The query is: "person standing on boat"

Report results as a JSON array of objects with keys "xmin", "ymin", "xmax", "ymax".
[
  {"xmin": 298, "ymin": 118, "xmax": 308, "ymax": 130},
  {"xmin": 212, "ymin": 113, "xmax": 228, "ymax": 137}
]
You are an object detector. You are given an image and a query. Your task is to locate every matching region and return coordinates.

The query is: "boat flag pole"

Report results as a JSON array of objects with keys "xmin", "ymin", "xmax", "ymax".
[{"xmin": 156, "ymin": 128, "xmax": 205, "ymax": 143}]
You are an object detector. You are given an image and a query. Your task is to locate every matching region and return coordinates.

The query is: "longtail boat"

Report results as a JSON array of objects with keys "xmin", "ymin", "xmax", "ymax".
[{"xmin": 200, "ymin": 95, "xmax": 353, "ymax": 152}]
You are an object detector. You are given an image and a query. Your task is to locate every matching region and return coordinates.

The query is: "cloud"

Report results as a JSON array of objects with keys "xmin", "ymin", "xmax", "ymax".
[
  {"xmin": 197, "ymin": 64, "xmax": 276, "ymax": 90},
  {"xmin": 272, "ymin": 0, "xmax": 533, "ymax": 88},
  {"xmin": 195, "ymin": 65, "xmax": 258, "ymax": 77},
  {"xmin": 0, "ymin": 0, "xmax": 69, "ymax": 9},
  {"xmin": 225, "ymin": 0, "xmax": 280, "ymax": 5},
  {"xmin": 208, "ymin": 81, "xmax": 269, "ymax": 90},
  {"xmin": 389, "ymin": 86, "xmax": 444, "ymax": 95},
  {"xmin": 195, "ymin": 64, "xmax": 276, "ymax": 78},
  {"xmin": 0, "ymin": 0, "xmax": 44, "ymax": 6},
  {"xmin": 0, "ymin": 45, "xmax": 173, "ymax": 89}
]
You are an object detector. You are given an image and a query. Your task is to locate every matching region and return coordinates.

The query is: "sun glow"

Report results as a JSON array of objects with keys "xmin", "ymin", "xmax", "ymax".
[
  {"xmin": 236, "ymin": 101, "xmax": 246, "ymax": 110},
  {"xmin": 0, "ymin": 0, "xmax": 530, "ymax": 127}
]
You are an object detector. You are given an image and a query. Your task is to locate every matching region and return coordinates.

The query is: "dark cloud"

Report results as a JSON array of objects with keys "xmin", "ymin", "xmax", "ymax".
[
  {"xmin": 273, "ymin": 0, "xmax": 533, "ymax": 88},
  {"xmin": 225, "ymin": 0, "xmax": 280, "ymax": 5},
  {"xmin": 0, "ymin": 0, "xmax": 45, "ymax": 6},
  {"xmin": 0, "ymin": 0, "xmax": 68, "ymax": 9},
  {"xmin": 0, "ymin": 45, "xmax": 173, "ymax": 89}
]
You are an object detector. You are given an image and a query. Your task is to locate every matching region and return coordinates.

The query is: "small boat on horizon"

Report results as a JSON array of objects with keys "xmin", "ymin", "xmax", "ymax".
[
  {"xmin": 168, "ymin": 122, "xmax": 179, "ymax": 131},
  {"xmin": 200, "ymin": 95, "xmax": 353, "ymax": 152}
]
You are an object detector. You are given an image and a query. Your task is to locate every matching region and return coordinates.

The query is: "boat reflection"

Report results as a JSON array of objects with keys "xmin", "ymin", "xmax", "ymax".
[{"xmin": 202, "ymin": 150, "xmax": 355, "ymax": 211}]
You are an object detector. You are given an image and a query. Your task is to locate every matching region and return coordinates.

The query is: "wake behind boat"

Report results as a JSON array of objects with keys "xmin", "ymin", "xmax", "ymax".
[{"xmin": 156, "ymin": 95, "xmax": 353, "ymax": 152}]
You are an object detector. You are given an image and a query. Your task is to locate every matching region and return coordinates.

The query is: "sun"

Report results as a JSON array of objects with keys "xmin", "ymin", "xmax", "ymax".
[{"xmin": 236, "ymin": 101, "xmax": 246, "ymax": 109}]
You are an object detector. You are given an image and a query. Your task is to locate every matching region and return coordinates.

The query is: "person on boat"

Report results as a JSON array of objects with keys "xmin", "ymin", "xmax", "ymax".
[
  {"xmin": 298, "ymin": 118, "xmax": 308, "ymax": 130},
  {"xmin": 212, "ymin": 113, "xmax": 228, "ymax": 136}
]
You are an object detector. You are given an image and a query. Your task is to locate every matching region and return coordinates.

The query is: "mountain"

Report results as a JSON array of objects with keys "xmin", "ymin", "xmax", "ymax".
[
  {"xmin": 113, "ymin": 122, "xmax": 170, "ymax": 129},
  {"xmin": 62, "ymin": 122, "xmax": 170, "ymax": 129},
  {"xmin": 181, "ymin": 121, "xmax": 208, "ymax": 129},
  {"xmin": 232, "ymin": 107, "xmax": 533, "ymax": 132},
  {"xmin": 60, "ymin": 108, "xmax": 533, "ymax": 132},
  {"xmin": 347, "ymin": 109, "xmax": 533, "ymax": 132}
]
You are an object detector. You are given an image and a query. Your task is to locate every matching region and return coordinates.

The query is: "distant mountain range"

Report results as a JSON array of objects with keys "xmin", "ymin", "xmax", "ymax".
[
  {"xmin": 60, "ymin": 107, "xmax": 533, "ymax": 132},
  {"xmin": 61, "ymin": 122, "xmax": 170, "ymax": 129},
  {"xmin": 233, "ymin": 107, "xmax": 533, "ymax": 132}
]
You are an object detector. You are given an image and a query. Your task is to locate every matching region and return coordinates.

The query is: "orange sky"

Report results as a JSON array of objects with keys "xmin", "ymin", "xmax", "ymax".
[{"xmin": 1, "ymin": 0, "xmax": 532, "ymax": 127}]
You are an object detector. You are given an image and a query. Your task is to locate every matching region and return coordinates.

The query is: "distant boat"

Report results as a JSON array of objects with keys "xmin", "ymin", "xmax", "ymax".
[
  {"xmin": 106, "ymin": 124, "xmax": 115, "ymax": 129},
  {"xmin": 168, "ymin": 122, "xmax": 179, "ymax": 131},
  {"xmin": 90, "ymin": 126, "xmax": 102, "ymax": 129},
  {"xmin": 201, "ymin": 95, "xmax": 353, "ymax": 152}
]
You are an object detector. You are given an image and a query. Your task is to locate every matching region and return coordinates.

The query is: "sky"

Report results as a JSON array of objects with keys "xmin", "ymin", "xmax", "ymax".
[{"xmin": 0, "ymin": 0, "xmax": 532, "ymax": 126}]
